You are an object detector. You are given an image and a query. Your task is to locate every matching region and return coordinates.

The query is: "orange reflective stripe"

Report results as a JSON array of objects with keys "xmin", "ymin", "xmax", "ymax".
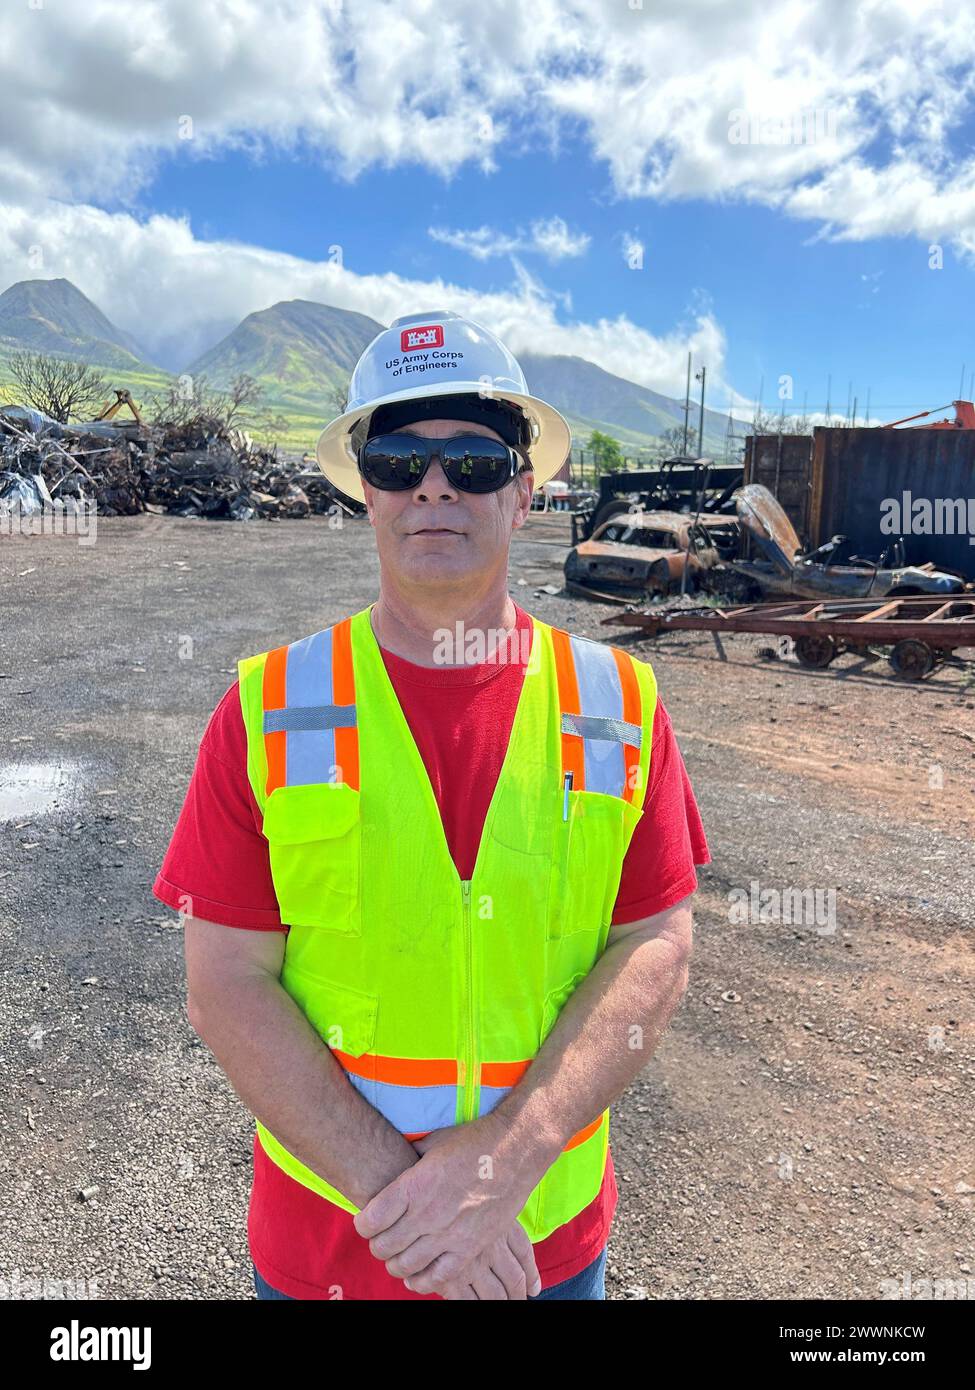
[
  {"xmin": 551, "ymin": 626, "xmax": 586, "ymax": 791},
  {"xmin": 563, "ymin": 1115, "xmax": 603, "ymax": 1151},
  {"xmin": 480, "ymin": 1062, "xmax": 602, "ymax": 1152},
  {"xmin": 481, "ymin": 1060, "xmax": 531, "ymax": 1087},
  {"xmin": 331, "ymin": 617, "xmax": 359, "ymax": 790},
  {"xmin": 333, "ymin": 1051, "xmax": 459, "ymax": 1087},
  {"xmin": 611, "ymin": 646, "xmax": 643, "ymax": 805},
  {"xmin": 262, "ymin": 644, "xmax": 288, "ymax": 794}
]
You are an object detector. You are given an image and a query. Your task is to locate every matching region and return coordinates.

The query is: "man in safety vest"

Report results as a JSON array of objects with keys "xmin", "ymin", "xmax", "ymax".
[{"xmin": 155, "ymin": 310, "xmax": 709, "ymax": 1300}]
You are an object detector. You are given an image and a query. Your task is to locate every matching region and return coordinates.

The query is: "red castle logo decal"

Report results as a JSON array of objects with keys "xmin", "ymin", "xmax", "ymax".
[{"xmin": 401, "ymin": 324, "xmax": 444, "ymax": 352}]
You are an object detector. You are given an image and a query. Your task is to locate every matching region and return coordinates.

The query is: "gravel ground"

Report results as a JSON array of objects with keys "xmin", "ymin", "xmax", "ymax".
[{"xmin": 0, "ymin": 510, "xmax": 972, "ymax": 1301}]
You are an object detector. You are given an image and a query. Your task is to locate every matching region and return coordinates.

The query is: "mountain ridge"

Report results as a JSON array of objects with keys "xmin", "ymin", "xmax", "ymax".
[
  {"xmin": 0, "ymin": 278, "xmax": 733, "ymax": 453},
  {"xmin": 0, "ymin": 278, "xmax": 155, "ymax": 370}
]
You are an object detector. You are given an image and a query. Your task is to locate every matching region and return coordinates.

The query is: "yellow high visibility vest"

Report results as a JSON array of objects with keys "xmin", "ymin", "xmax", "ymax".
[{"xmin": 238, "ymin": 603, "xmax": 658, "ymax": 1241}]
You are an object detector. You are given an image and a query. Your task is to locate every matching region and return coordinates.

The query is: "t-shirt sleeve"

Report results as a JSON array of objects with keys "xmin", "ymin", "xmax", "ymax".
[
  {"xmin": 152, "ymin": 683, "xmax": 285, "ymax": 931},
  {"xmin": 611, "ymin": 697, "xmax": 711, "ymax": 925}
]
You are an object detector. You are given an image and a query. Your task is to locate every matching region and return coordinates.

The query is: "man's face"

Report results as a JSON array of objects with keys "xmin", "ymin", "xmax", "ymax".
[{"xmin": 362, "ymin": 417, "xmax": 534, "ymax": 589}]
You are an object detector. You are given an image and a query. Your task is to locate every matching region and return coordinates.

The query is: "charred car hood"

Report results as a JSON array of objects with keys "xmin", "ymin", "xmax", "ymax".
[{"xmin": 735, "ymin": 484, "xmax": 802, "ymax": 574}]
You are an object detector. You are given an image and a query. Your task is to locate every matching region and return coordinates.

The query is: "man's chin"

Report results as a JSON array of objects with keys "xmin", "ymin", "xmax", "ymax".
[{"xmin": 405, "ymin": 552, "xmax": 477, "ymax": 585}]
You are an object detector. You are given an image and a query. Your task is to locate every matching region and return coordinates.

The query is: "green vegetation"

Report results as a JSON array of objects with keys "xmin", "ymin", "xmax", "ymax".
[
  {"xmin": 0, "ymin": 355, "xmax": 174, "ymax": 421},
  {"xmin": 181, "ymin": 299, "xmax": 378, "ymax": 450},
  {"xmin": 0, "ymin": 278, "xmax": 743, "ymax": 457},
  {"xmin": 587, "ymin": 429, "xmax": 624, "ymax": 470}
]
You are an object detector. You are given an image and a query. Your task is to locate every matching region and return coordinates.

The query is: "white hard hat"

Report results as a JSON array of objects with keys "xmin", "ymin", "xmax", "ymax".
[{"xmin": 316, "ymin": 310, "xmax": 571, "ymax": 503}]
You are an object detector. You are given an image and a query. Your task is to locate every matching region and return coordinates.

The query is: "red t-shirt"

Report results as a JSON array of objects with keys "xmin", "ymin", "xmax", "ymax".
[{"xmin": 154, "ymin": 604, "xmax": 710, "ymax": 1299}]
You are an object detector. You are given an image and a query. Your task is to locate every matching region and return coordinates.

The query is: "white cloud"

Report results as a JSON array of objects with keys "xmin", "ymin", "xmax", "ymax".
[
  {"xmin": 428, "ymin": 217, "xmax": 590, "ymax": 262},
  {"xmin": 775, "ymin": 157, "xmax": 975, "ymax": 254},
  {"xmin": 428, "ymin": 227, "xmax": 519, "ymax": 261},
  {"xmin": 2, "ymin": 1, "xmax": 975, "ymax": 251},
  {"xmin": 0, "ymin": 201, "xmax": 727, "ymax": 401},
  {"xmin": 2, "ymin": 0, "xmax": 974, "ymax": 425}
]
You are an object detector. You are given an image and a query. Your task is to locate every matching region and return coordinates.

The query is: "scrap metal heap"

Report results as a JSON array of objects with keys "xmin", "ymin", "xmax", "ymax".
[{"xmin": 0, "ymin": 406, "xmax": 359, "ymax": 520}]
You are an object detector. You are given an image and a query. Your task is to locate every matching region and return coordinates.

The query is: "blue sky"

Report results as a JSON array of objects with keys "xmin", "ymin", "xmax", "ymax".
[
  {"xmin": 3, "ymin": 0, "xmax": 975, "ymax": 421},
  {"xmin": 143, "ymin": 135, "xmax": 975, "ymax": 420}
]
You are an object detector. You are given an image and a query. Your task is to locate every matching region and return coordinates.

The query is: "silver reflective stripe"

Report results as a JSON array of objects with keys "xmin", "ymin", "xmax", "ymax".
[
  {"xmin": 561, "ymin": 711, "xmax": 641, "ymax": 746},
  {"xmin": 285, "ymin": 629, "xmax": 335, "ymax": 786},
  {"xmin": 264, "ymin": 704, "xmax": 357, "ymax": 735}
]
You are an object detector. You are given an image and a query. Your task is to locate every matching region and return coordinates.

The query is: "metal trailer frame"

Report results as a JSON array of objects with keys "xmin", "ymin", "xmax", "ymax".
[{"xmin": 603, "ymin": 596, "xmax": 975, "ymax": 680}]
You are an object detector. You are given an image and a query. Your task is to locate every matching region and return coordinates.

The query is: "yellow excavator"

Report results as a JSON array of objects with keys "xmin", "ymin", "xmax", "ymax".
[{"xmin": 93, "ymin": 388, "xmax": 143, "ymax": 426}]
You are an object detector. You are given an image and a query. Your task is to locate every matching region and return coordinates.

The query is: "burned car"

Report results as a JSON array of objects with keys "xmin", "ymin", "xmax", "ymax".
[
  {"xmin": 708, "ymin": 485, "xmax": 968, "ymax": 602},
  {"xmin": 564, "ymin": 510, "xmax": 738, "ymax": 598}
]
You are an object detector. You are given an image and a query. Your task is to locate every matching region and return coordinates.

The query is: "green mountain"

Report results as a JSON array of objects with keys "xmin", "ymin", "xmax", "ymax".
[
  {"xmin": 185, "ymin": 299, "xmax": 381, "ymax": 384},
  {"xmin": 0, "ymin": 277, "xmax": 153, "ymax": 369},
  {"xmin": 183, "ymin": 300, "xmax": 383, "ymax": 443},
  {"xmin": 184, "ymin": 304, "xmax": 734, "ymax": 457},
  {"xmin": 0, "ymin": 280, "xmax": 738, "ymax": 456},
  {"xmin": 519, "ymin": 352, "xmax": 732, "ymax": 457},
  {"xmin": 0, "ymin": 277, "xmax": 173, "ymax": 417}
]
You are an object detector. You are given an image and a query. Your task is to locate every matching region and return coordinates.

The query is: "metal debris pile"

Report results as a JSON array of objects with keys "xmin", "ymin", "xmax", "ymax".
[{"xmin": 0, "ymin": 406, "xmax": 355, "ymax": 520}]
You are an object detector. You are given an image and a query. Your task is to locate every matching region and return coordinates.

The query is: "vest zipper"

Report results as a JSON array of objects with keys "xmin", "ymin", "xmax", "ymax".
[{"xmin": 460, "ymin": 879, "xmax": 478, "ymax": 1123}]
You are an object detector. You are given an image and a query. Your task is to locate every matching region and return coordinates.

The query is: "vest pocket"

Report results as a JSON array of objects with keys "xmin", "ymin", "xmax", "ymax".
[
  {"xmin": 282, "ymin": 969, "xmax": 378, "ymax": 1058},
  {"xmin": 262, "ymin": 782, "xmax": 362, "ymax": 935},
  {"xmin": 548, "ymin": 790, "xmax": 643, "ymax": 940}
]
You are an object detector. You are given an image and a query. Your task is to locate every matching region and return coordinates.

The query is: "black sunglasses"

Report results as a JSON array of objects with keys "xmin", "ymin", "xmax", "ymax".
[{"xmin": 358, "ymin": 432, "xmax": 530, "ymax": 493}]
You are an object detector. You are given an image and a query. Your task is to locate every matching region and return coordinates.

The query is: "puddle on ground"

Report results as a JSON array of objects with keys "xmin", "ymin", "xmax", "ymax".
[{"xmin": 0, "ymin": 760, "xmax": 83, "ymax": 822}]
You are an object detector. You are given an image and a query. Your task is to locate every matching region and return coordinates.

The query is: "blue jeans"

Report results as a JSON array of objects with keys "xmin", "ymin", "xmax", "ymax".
[{"xmin": 253, "ymin": 1245, "xmax": 607, "ymax": 1301}]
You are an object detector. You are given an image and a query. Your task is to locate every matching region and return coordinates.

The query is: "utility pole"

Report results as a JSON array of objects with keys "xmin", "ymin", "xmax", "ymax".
[
  {"xmin": 725, "ymin": 391, "xmax": 735, "ymax": 464},
  {"xmin": 682, "ymin": 352, "xmax": 692, "ymax": 455},
  {"xmin": 695, "ymin": 365, "xmax": 707, "ymax": 455}
]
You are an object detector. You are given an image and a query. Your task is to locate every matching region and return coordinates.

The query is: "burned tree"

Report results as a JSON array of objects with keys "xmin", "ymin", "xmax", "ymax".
[
  {"xmin": 145, "ymin": 372, "xmax": 287, "ymax": 442},
  {"xmin": 3, "ymin": 351, "xmax": 108, "ymax": 423}
]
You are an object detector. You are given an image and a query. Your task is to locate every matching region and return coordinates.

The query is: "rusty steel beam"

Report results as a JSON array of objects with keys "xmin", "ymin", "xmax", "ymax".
[
  {"xmin": 856, "ymin": 600, "xmax": 900, "ymax": 622},
  {"xmin": 605, "ymin": 598, "xmax": 975, "ymax": 650}
]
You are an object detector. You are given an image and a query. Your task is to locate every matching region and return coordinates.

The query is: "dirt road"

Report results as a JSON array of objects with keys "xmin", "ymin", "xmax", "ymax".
[{"xmin": 1, "ymin": 511, "xmax": 972, "ymax": 1300}]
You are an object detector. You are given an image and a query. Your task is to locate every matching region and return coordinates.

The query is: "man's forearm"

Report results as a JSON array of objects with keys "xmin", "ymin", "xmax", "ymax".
[
  {"xmin": 189, "ymin": 971, "xmax": 418, "ymax": 1209},
  {"xmin": 491, "ymin": 901, "xmax": 693, "ymax": 1176}
]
